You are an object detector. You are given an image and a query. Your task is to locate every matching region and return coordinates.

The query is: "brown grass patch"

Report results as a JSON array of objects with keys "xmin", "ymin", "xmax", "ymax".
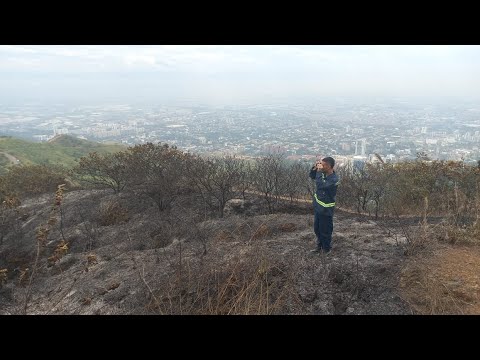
[
  {"xmin": 214, "ymin": 230, "xmax": 235, "ymax": 242},
  {"xmin": 147, "ymin": 252, "xmax": 292, "ymax": 315},
  {"xmin": 437, "ymin": 223, "xmax": 480, "ymax": 246},
  {"xmin": 107, "ymin": 282, "xmax": 120, "ymax": 291},
  {"xmin": 98, "ymin": 199, "xmax": 129, "ymax": 226},
  {"xmin": 400, "ymin": 246, "xmax": 480, "ymax": 314},
  {"xmin": 251, "ymin": 224, "xmax": 270, "ymax": 240},
  {"xmin": 0, "ymin": 268, "xmax": 7, "ymax": 286},
  {"xmin": 279, "ymin": 223, "xmax": 296, "ymax": 232}
]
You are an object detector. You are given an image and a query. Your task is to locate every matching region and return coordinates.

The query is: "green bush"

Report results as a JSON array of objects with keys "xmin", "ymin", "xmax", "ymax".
[{"xmin": 0, "ymin": 164, "xmax": 68, "ymax": 198}]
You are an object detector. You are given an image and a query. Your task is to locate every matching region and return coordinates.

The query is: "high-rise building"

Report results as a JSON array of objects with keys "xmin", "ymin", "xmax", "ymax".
[{"xmin": 355, "ymin": 138, "xmax": 366, "ymax": 156}]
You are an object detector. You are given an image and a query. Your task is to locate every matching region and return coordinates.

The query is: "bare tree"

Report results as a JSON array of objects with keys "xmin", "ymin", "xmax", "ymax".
[
  {"xmin": 301, "ymin": 162, "xmax": 316, "ymax": 200},
  {"xmin": 364, "ymin": 163, "xmax": 388, "ymax": 219},
  {"xmin": 237, "ymin": 159, "xmax": 253, "ymax": 201},
  {"xmin": 284, "ymin": 161, "xmax": 307, "ymax": 204},
  {"xmin": 337, "ymin": 167, "xmax": 371, "ymax": 214},
  {"xmin": 193, "ymin": 155, "xmax": 243, "ymax": 218},
  {"xmin": 252, "ymin": 153, "xmax": 287, "ymax": 213},
  {"xmin": 73, "ymin": 152, "xmax": 130, "ymax": 194},
  {"xmin": 126, "ymin": 143, "xmax": 189, "ymax": 213}
]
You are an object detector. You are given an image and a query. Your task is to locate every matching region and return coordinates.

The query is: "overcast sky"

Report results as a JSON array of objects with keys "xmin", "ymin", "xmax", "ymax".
[{"xmin": 1, "ymin": 45, "xmax": 479, "ymax": 104}]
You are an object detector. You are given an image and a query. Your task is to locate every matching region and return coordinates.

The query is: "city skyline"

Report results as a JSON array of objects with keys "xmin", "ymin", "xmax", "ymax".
[{"xmin": 1, "ymin": 99, "xmax": 479, "ymax": 165}]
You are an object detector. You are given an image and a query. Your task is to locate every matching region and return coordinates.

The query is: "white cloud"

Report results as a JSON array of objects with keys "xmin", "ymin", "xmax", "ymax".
[
  {"xmin": 124, "ymin": 54, "xmax": 157, "ymax": 66},
  {"xmin": 1, "ymin": 45, "xmax": 480, "ymax": 101},
  {"xmin": 0, "ymin": 45, "xmax": 38, "ymax": 54}
]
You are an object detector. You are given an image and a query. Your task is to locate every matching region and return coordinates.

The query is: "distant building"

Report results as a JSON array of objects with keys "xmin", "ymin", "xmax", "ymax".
[
  {"xmin": 386, "ymin": 154, "xmax": 396, "ymax": 162},
  {"xmin": 33, "ymin": 135, "xmax": 49, "ymax": 142},
  {"xmin": 53, "ymin": 127, "xmax": 69, "ymax": 135},
  {"xmin": 352, "ymin": 155, "xmax": 367, "ymax": 172},
  {"xmin": 355, "ymin": 139, "xmax": 366, "ymax": 156},
  {"xmin": 341, "ymin": 142, "xmax": 351, "ymax": 152}
]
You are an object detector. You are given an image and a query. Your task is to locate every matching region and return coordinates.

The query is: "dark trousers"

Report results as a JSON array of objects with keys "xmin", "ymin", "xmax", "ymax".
[{"xmin": 313, "ymin": 209, "xmax": 333, "ymax": 251}]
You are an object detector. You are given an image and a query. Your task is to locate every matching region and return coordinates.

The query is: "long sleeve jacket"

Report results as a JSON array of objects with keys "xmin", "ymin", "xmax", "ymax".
[{"xmin": 309, "ymin": 168, "xmax": 339, "ymax": 216}]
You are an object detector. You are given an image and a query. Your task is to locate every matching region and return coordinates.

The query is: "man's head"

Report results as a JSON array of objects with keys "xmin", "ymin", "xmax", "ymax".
[{"xmin": 321, "ymin": 157, "xmax": 335, "ymax": 173}]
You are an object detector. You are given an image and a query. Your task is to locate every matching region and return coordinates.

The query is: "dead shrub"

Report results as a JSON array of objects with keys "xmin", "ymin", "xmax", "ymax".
[
  {"xmin": 149, "ymin": 222, "xmax": 175, "ymax": 248},
  {"xmin": 98, "ymin": 199, "xmax": 129, "ymax": 226},
  {"xmin": 18, "ymin": 267, "xmax": 29, "ymax": 287},
  {"xmin": 47, "ymin": 240, "xmax": 69, "ymax": 267},
  {"xmin": 251, "ymin": 223, "xmax": 270, "ymax": 240},
  {"xmin": 87, "ymin": 253, "xmax": 98, "ymax": 266},
  {"xmin": 404, "ymin": 222, "xmax": 439, "ymax": 256},
  {"xmin": 436, "ymin": 222, "xmax": 480, "ymax": 246}
]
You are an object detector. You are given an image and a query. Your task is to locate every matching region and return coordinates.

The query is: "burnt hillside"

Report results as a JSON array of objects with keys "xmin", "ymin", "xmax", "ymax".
[
  {"xmin": 0, "ymin": 189, "xmax": 413, "ymax": 315},
  {"xmin": 0, "ymin": 143, "xmax": 479, "ymax": 314}
]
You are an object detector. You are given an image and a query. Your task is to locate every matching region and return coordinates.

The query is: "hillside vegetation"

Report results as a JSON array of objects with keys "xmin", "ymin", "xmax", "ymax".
[
  {"xmin": 0, "ymin": 140, "xmax": 479, "ymax": 314},
  {"xmin": 0, "ymin": 135, "xmax": 124, "ymax": 174}
]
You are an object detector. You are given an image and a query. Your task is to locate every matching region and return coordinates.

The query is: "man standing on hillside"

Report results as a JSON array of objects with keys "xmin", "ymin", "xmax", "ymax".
[{"xmin": 309, "ymin": 157, "xmax": 339, "ymax": 254}]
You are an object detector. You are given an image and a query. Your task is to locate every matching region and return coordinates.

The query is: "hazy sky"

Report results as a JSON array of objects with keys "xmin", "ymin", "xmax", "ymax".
[{"xmin": 1, "ymin": 45, "xmax": 479, "ymax": 104}]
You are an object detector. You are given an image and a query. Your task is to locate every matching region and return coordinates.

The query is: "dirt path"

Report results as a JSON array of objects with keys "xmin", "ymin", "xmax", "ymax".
[
  {"xmin": 0, "ymin": 151, "xmax": 20, "ymax": 165},
  {"xmin": 243, "ymin": 189, "xmax": 414, "ymax": 218}
]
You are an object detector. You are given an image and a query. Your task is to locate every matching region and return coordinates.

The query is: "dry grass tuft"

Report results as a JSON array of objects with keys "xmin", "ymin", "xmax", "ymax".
[
  {"xmin": 214, "ymin": 230, "xmax": 235, "ymax": 242},
  {"xmin": 437, "ymin": 222, "xmax": 480, "ymax": 246},
  {"xmin": 98, "ymin": 199, "xmax": 129, "ymax": 226},
  {"xmin": 87, "ymin": 253, "xmax": 98, "ymax": 266},
  {"xmin": 400, "ymin": 246, "xmax": 480, "ymax": 314},
  {"xmin": 0, "ymin": 268, "xmax": 7, "ymax": 286},
  {"xmin": 279, "ymin": 223, "xmax": 296, "ymax": 233},
  {"xmin": 251, "ymin": 223, "xmax": 270, "ymax": 240},
  {"xmin": 145, "ymin": 246, "xmax": 293, "ymax": 315}
]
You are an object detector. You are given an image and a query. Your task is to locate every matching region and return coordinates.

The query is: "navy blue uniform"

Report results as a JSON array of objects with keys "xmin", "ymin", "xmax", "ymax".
[{"xmin": 309, "ymin": 168, "xmax": 339, "ymax": 252}]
